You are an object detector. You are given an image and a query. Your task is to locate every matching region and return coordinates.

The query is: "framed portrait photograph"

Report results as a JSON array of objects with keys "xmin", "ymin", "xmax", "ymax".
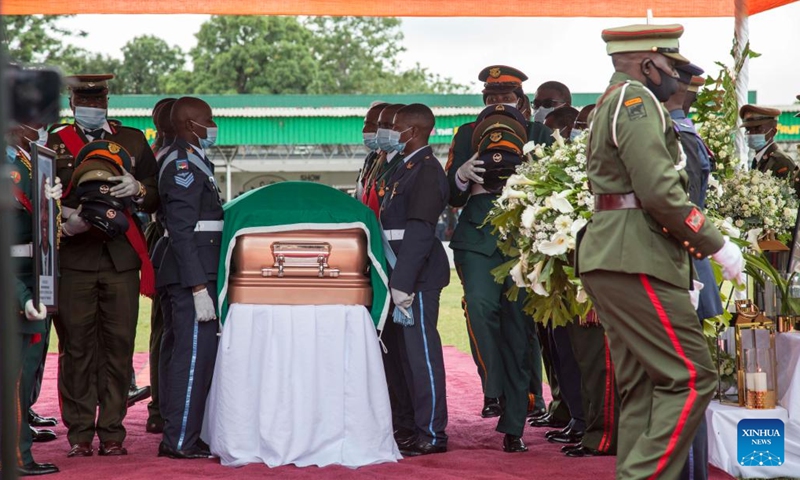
[{"xmin": 31, "ymin": 143, "xmax": 59, "ymax": 313}]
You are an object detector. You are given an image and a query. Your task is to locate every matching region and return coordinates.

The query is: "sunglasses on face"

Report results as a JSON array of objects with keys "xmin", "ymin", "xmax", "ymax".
[{"xmin": 534, "ymin": 99, "xmax": 565, "ymax": 109}]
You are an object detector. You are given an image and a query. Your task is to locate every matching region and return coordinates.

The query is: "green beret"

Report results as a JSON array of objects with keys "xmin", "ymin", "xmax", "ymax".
[{"xmin": 602, "ymin": 24, "xmax": 689, "ymax": 65}]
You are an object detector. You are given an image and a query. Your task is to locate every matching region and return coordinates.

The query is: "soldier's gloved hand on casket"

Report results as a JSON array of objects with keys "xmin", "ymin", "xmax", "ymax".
[
  {"xmin": 45, "ymin": 177, "xmax": 62, "ymax": 200},
  {"xmin": 108, "ymin": 170, "xmax": 142, "ymax": 199},
  {"xmin": 711, "ymin": 237, "xmax": 745, "ymax": 284},
  {"xmin": 689, "ymin": 280, "xmax": 703, "ymax": 310},
  {"xmin": 456, "ymin": 152, "xmax": 486, "ymax": 185},
  {"xmin": 62, "ymin": 206, "xmax": 91, "ymax": 236},
  {"xmin": 24, "ymin": 300, "xmax": 47, "ymax": 321},
  {"xmin": 391, "ymin": 288, "xmax": 415, "ymax": 310},
  {"xmin": 192, "ymin": 287, "xmax": 217, "ymax": 322}
]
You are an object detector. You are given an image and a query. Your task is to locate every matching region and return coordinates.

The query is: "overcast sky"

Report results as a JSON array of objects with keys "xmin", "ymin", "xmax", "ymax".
[{"xmin": 57, "ymin": 4, "xmax": 800, "ymax": 105}]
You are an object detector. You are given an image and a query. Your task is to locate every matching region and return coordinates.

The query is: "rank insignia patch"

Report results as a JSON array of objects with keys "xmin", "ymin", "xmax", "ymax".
[
  {"xmin": 624, "ymin": 97, "xmax": 647, "ymax": 120},
  {"xmin": 176, "ymin": 159, "xmax": 189, "ymax": 170},
  {"xmin": 685, "ymin": 207, "xmax": 705, "ymax": 233},
  {"xmin": 10, "ymin": 171, "xmax": 21, "ymax": 184},
  {"xmin": 175, "ymin": 171, "xmax": 194, "ymax": 188}
]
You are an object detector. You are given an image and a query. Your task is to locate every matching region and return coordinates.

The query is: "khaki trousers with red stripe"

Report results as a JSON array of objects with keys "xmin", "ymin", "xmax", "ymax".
[{"xmin": 581, "ymin": 271, "xmax": 716, "ymax": 480}]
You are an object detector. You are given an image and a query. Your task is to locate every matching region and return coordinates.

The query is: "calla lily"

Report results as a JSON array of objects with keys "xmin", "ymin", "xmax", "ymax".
[
  {"xmin": 717, "ymin": 217, "xmax": 741, "ymax": 239},
  {"xmin": 571, "ymin": 218, "xmax": 588, "ymax": 237},
  {"xmin": 526, "ymin": 261, "xmax": 548, "ymax": 296},
  {"xmin": 510, "ymin": 260, "xmax": 527, "ymax": 288},
  {"xmin": 521, "ymin": 206, "xmax": 537, "ymax": 229},
  {"xmin": 506, "ymin": 174, "xmax": 535, "ymax": 187},
  {"xmin": 497, "ymin": 187, "xmax": 527, "ymax": 208},
  {"xmin": 539, "ymin": 232, "xmax": 570, "ymax": 256},
  {"xmin": 707, "ymin": 175, "xmax": 723, "ymax": 197},
  {"xmin": 522, "ymin": 141, "xmax": 537, "ymax": 155},
  {"xmin": 546, "ymin": 191, "xmax": 574, "ymax": 214},
  {"xmin": 552, "ymin": 128, "xmax": 565, "ymax": 149},
  {"xmin": 576, "ymin": 287, "xmax": 588, "ymax": 304},
  {"xmin": 746, "ymin": 228, "xmax": 763, "ymax": 252}
]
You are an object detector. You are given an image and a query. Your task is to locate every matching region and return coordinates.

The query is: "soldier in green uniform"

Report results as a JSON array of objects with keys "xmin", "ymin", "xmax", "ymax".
[
  {"xmin": 5, "ymin": 123, "xmax": 62, "ymax": 476},
  {"xmin": 577, "ymin": 24, "xmax": 746, "ymax": 479},
  {"xmin": 446, "ymin": 65, "xmax": 552, "ymax": 443},
  {"xmin": 740, "ymin": 105, "xmax": 798, "ymax": 177},
  {"xmin": 47, "ymin": 74, "xmax": 159, "ymax": 457}
]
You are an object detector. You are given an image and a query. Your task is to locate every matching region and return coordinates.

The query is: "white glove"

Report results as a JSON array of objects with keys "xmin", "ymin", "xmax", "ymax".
[
  {"xmin": 108, "ymin": 171, "xmax": 141, "ymax": 198},
  {"xmin": 44, "ymin": 177, "xmax": 62, "ymax": 200},
  {"xmin": 391, "ymin": 288, "xmax": 414, "ymax": 310},
  {"xmin": 193, "ymin": 288, "xmax": 217, "ymax": 322},
  {"xmin": 456, "ymin": 153, "xmax": 486, "ymax": 185},
  {"xmin": 62, "ymin": 207, "xmax": 90, "ymax": 236},
  {"xmin": 689, "ymin": 280, "xmax": 704, "ymax": 310},
  {"xmin": 24, "ymin": 300, "xmax": 47, "ymax": 321},
  {"xmin": 711, "ymin": 238, "xmax": 745, "ymax": 282}
]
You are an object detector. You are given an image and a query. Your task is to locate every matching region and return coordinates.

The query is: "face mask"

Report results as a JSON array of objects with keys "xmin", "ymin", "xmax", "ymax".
[
  {"xmin": 746, "ymin": 133, "xmax": 768, "ymax": 151},
  {"xmin": 502, "ymin": 102, "xmax": 519, "ymax": 108},
  {"xmin": 644, "ymin": 64, "xmax": 679, "ymax": 103},
  {"xmin": 191, "ymin": 120, "xmax": 218, "ymax": 149},
  {"xmin": 533, "ymin": 106, "xmax": 554, "ymax": 124},
  {"xmin": 569, "ymin": 129, "xmax": 582, "ymax": 142},
  {"xmin": 74, "ymin": 106, "xmax": 107, "ymax": 130},
  {"xmin": 363, "ymin": 132, "xmax": 379, "ymax": 151},
  {"xmin": 376, "ymin": 128, "xmax": 393, "ymax": 151},
  {"xmin": 388, "ymin": 127, "xmax": 413, "ymax": 153},
  {"xmin": 6, "ymin": 145, "xmax": 18, "ymax": 160},
  {"xmin": 23, "ymin": 124, "xmax": 48, "ymax": 146}
]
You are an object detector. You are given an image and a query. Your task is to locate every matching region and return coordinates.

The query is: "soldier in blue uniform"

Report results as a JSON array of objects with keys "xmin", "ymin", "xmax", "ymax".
[
  {"xmin": 151, "ymin": 97, "xmax": 224, "ymax": 459},
  {"xmin": 379, "ymin": 104, "xmax": 450, "ymax": 456}
]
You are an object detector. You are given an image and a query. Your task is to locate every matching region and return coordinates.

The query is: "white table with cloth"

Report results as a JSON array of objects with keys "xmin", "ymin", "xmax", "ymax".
[
  {"xmin": 203, "ymin": 304, "xmax": 402, "ymax": 467},
  {"xmin": 202, "ymin": 182, "xmax": 399, "ymax": 468},
  {"xmin": 706, "ymin": 332, "xmax": 800, "ymax": 478}
]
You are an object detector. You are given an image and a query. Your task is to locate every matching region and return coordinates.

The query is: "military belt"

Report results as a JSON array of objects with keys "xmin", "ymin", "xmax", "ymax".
[
  {"xmin": 11, "ymin": 243, "xmax": 33, "ymax": 258},
  {"xmin": 594, "ymin": 193, "xmax": 642, "ymax": 211},
  {"xmin": 164, "ymin": 220, "xmax": 224, "ymax": 238}
]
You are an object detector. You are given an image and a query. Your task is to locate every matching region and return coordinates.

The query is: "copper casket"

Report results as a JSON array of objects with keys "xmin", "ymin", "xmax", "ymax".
[{"xmin": 228, "ymin": 229, "xmax": 372, "ymax": 306}]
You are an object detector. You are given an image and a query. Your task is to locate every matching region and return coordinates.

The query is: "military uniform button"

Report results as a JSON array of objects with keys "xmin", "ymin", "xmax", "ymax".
[
  {"xmin": 695, "ymin": 253, "xmax": 703, "ymax": 259},
  {"xmin": 689, "ymin": 247, "xmax": 695, "ymax": 253},
  {"xmin": 683, "ymin": 241, "xmax": 690, "ymax": 247},
  {"xmin": 662, "ymin": 227, "xmax": 669, "ymax": 233}
]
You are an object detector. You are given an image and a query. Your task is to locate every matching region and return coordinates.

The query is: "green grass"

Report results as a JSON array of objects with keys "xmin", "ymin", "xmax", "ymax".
[{"xmin": 49, "ymin": 271, "xmax": 472, "ymax": 355}]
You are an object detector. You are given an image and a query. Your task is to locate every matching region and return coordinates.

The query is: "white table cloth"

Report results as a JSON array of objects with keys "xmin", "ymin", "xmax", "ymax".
[
  {"xmin": 203, "ymin": 303, "xmax": 402, "ymax": 468},
  {"xmin": 777, "ymin": 332, "xmax": 800, "ymax": 419}
]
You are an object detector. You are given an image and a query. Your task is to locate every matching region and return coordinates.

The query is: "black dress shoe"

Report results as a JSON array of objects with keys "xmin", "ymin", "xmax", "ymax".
[
  {"xmin": 527, "ymin": 407, "xmax": 547, "ymax": 418},
  {"xmin": 481, "ymin": 397, "xmax": 503, "ymax": 418},
  {"xmin": 560, "ymin": 443, "xmax": 582, "ymax": 453},
  {"xmin": 394, "ymin": 427, "xmax": 417, "ymax": 450},
  {"xmin": 18, "ymin": 461, "xmax": 59, "ymax": 476},
  {"xmin": 28, "ymin": 410, "xmax": 57, "ymax": 428},
  {"xmin": 146, "ymin": 417, "xmax": 164, "ymax": 434},
  {"xmin": 30, "ymin": 426, "xmax": 57, "ymax": 443},
  {"xmin": 548, "ymin": 430, "xmax": 585, "ymax": 445},
  {"xmin": 400, "ymin": 440, "xmax": 447, "ymax": 457},
  {"xmin": 545, "ymin": 425, "xmax": 571, "ymax": 438},
  {"xmin": 565, "ymin": 445, "xmax": 612, "ymax": 457},
  {"xmin": 158, "ymin": 442, "xmax": 214, "ymax": 459},
  {"xmin": 99, "ymin": 441, "xmax": 128, "ymax": 456},
  {"xmin": 68, "ymin": 442, "xmax": 93, "ymax": 457},
  {"xmin": 127, "ymin": 386, "xmax": 152, "ymax": 407},
  {"xmin": 529, "ymin": 413, "xmax": 569, "ymax": 428},
  {"xmin": 502, "ymin": 434, "xmax": 528, "ymax": 453}
]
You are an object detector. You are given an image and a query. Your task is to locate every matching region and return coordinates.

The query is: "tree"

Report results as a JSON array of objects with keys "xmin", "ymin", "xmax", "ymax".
[
  {"xmin": 117, "ymin": 35, "xmax": 185, "ymax": 94},
  {"xmin": 188, "ymin": 16, "xmax": 317, "ymax": 94},
  {"xmin": 2, "ymin": 15, "xmax": 85, "ymax": 64},
  {"xmin": 53, "ymin": 46, "xmax": 125, "ymax": 94}
]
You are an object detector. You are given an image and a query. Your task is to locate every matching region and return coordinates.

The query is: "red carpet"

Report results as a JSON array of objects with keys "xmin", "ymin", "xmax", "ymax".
[{"xmin": 30, "ymin": 348, "xmax": 734, "ymax": 479}]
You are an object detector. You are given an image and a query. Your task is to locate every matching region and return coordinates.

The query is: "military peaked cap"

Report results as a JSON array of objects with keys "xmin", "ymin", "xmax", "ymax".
[
  {"xmin": 602, "ymin": 24, "xmax": 689, "ymax": 65},
  {"xmin": 739, "ymin": 105, "xmax": 781, "ymax": 127}
]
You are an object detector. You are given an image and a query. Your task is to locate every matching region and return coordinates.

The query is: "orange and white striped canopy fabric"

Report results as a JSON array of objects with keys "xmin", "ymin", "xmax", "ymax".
[{"xmin": 2, "ymin": 0, "xmax": 797, "ymax": 16}]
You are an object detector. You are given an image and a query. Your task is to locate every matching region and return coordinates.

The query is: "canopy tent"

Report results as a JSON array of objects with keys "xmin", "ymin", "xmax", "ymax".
[{"xmin": 1, "ymin": 0, "xmax": 796, "ymax": 16}]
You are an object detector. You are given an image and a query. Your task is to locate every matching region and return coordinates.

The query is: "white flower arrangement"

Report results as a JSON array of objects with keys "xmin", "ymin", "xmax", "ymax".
[{"xmin": 487, "ymin": 130, "xmax": 592, "ymax": 327}]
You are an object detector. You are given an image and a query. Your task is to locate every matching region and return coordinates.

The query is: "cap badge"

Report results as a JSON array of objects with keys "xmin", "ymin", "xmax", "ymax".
[
  {"xmin": 106, "ymin": 209, "xmax": 117, "ymax": 219},
  {"xmin": 87, "ymin": 82, "xmax": 96, "ymax": 88},
  {"xmin": 490, "ymin": 131, "xmax": 503, "ymax": 142},
  {"xmin": 489, "ymin": 67, "xmax": 501, "ymax": 78},
  {"xmin": 108, "ymin": 143, "xmax": 120, "ymax": 154},
  {"xmin": 495, "ymin": 105, "xmax": 505, "ymax": 111},
  {"xmin": 492, "ymin": 153, "xmax": 503, "ymax": 163},
  {"xmin": 99, "ymin": 185, "xmax": 110, "ymax": 194}
]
